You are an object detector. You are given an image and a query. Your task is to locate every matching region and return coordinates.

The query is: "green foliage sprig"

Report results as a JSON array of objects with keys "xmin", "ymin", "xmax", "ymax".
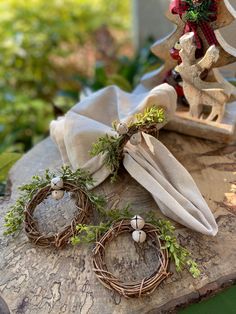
[
  {"xmin": 71, "ymin": 208, "xmax": 200, "ymax": 278},
  {"xmin": 71, "ymin": 205, "xmax": 132, "ymax": 245},
  {"xmin": 133, "ymin": 106, "xmax": 165, "ymax": 126},
  {"xmin": 146, "ymin": 212, "xmax": 200, "ymax": 278},
  {"xmin": 90, "ymin": 106, "xmax": 165, "ymax": 182},
  {"xmin": 183, "ymin": 0, "xmax": 215, "ymax": 23},
  {"xmin": 4, "ymin": 165, "xmax": 105, "ymax": 235},
  {"xmin": 90, "ymin": 134, "xmax": 124, "ymax": 182}
]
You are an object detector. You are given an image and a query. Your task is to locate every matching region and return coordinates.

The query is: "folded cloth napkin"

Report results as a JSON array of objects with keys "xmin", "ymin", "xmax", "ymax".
[{"xmin": 50, "ymin": 83, "xmax": 218, "ymax": 236}]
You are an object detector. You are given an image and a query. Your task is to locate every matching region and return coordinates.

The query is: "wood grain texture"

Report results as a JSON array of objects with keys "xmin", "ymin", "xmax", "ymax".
[{"xmin": 0, "ymin": 131, "xmax": 236, "ymax": 314}]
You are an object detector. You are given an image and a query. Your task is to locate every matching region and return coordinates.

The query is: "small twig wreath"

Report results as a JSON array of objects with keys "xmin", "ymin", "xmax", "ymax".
[
  {"xmin": 4, "ymin": 166, "xmax": 106, "ymax": 248},
  {"xmin": 24, "ymin": 181, "xmax": 92, "ymax": 248},
  {"xmin": 90, "ymin": 106, "xmax": 165, "ymax": 182},
  {"xmin": 92, "ymin": 218, "xmax": 170, "ymax": 298}
]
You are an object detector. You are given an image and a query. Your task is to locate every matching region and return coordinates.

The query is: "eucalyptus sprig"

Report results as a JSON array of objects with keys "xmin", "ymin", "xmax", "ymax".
[
  {"xmin": 90, "ymin": 106, "xmax": 165, "ymax": 182},
  {"xmin": 4, "ymin": 165, "xmax": 103, "ymax": 235}
]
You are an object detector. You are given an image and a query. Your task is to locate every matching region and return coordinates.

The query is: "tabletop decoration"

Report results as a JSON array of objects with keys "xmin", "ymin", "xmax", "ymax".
[
  {"xmin": 4, "ymin": 166, "xmax": 105, "ymax": 248},
  {"xmin": 90, "ymin": 212, "xmax": 200, "ymax": 298},
  {"xmin": 90, "ymin": 105, "xmax": 165, "ymax": 182}
]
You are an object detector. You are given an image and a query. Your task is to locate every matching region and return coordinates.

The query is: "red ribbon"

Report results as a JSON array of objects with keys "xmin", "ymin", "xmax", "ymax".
[{"xmin": 170, "ymin": 0, "xmax": 218, "ymax": 49}]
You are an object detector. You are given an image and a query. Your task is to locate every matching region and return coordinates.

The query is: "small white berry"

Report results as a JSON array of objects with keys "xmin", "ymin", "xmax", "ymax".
[
  {"xmin": 131, "ymin": 215, "xmax": 145, "ymax": 230},
  {"xmin": 132, "ymin": 230, "xmax": 146, "ymax": 243},
  {"xmin": 51, "ymin": 190, "xmax": 64, "ymax": 200},
  {"xmin": 117, "ymin": 122, "xmax": 129, "ymax": 135},
  {"xmin": 51, "ymin": 177, "xmax": 63, "ymax": 190},
  {"xmin": 129, "ymin": 132, "xmax": 142, "ymax": 146}
]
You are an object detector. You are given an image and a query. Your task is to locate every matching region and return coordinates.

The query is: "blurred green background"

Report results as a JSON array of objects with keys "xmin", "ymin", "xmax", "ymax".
[{"xmin": 0, "ymin": 0, "xmax": 159, "ymax": 193}]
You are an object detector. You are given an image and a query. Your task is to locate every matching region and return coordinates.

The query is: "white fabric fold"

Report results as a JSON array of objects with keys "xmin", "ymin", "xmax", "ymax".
[
  {"xmin": 123, "ymin": 133, "xmax": 218, "ymax": 236},
  {"xmin": 50, "ymin": 83, "xmax": 218, "ymax": 236}
]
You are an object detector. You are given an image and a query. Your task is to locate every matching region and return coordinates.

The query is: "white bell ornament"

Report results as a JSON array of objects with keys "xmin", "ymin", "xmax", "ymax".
[
  {"xmin": 52, "ymin": 190, "xmax": 64, "ymax": 200},
  {"xmin": 131, "ymin": 215, "xmax": 145, "ymax": 230},
  {"xmin": 51, "ymin": 177, "xmax": 64, "ymax": 190},
  {"xmin": 132, "ymin": 230, "xmax": 146, "ymax": 243}
]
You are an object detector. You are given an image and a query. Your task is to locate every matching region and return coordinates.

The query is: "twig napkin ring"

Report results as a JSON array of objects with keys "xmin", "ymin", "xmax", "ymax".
[
  {"xmin": 24, "ymin": 181, "xmax": 91, "ymax": 248},
  {"xmin": 92, "ymin": 216, "xmax": 169, "ymax": 298},
  {"xmin": 4, "ymin": 166, "xmax": 103, "ymax": 248}
]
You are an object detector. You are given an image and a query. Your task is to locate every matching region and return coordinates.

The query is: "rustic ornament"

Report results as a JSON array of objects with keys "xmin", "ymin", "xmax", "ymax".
[
  {"xmin": 51, "ymin": 189, "xmax": 64, "ymax": 200},
  {"xmin": 117, "ymin": 122, "xmax": 129, "ymax": 135},
  {"xmin": 51, "ymin": 176, "xmax": 63, "ymax": 189},
  {"xmin": 92, "ymin": 220, "xmax": 169, "ymax": 298},
  {"xmin": 129, "ymin": 132, "xmax": 142, "ymax": 146},
  {"xmin": 132, "ymin": 229, "xmax": 147, "ymax": 243},
  {"xmin": 175, "ymin": 32, "xmax": 229, "ymax": 123},
  {"xmin": 23, "ymin": 167, "xmax": 95, "ymax": 248},
  {"xmin": 131, "ymin": 215, "xmax": 145, "ymax": 230},
  {"xmin": 141, "ymin": 0, "xmax": 236, "ymax": 143}
]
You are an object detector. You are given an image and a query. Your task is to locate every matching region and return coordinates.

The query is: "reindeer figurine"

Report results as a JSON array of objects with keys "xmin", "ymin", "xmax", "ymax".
[{"xmin": 175, "ymin": 32, "xmax": 230, "ymax": 123}]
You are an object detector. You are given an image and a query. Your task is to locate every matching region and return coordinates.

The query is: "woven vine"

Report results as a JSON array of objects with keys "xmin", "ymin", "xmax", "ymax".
[
  {"xmin": 92, "ymin": 220, "xmax": 170, "ymax": 298},
  {"xmin": 24, "ymin": 181, "xmax": 93, "ymax": 248},
  {"xmin": 4, "ymin": 166, "xmax": 106, "ymax": 247}
]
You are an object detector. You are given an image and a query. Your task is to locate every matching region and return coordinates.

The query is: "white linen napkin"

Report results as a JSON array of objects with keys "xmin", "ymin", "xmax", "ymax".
[{"xmin": 50, "ymin": 83, "xmax": 218, "ymax": 236}]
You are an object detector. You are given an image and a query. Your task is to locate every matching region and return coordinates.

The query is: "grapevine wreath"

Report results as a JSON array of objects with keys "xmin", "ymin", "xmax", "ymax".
[
  {"xmin": 4, "ymin": 166, "xmax": 104, "ymax": 248},
  {"xmin": 92, "ymin": 218, "xmax": 169, "ymax": 298}
]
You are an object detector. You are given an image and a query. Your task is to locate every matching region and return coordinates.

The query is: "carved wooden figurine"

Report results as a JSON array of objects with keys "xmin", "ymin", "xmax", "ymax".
[
  {"xmin": 140, "ymin": 0, "xmax": 236, "ymax": 143},
  {"xmin": 175, "ymin": 32, "xmax": 230, "ymax": 123}
]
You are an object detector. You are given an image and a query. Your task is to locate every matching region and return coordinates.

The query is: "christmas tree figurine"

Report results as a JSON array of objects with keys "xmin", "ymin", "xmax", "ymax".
[{"xmin": 141, "ymin": 0, "xmax": 236, "ymax": 143}]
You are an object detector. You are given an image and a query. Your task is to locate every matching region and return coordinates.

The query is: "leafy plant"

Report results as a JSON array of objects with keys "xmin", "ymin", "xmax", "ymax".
[
  {"xmin": 90, "ymin": 134, "xmax": 124, "ymax": 182},
  {"xmin": 0, "ymin": 0, "xmax": 132, "ymax": 157},
  {"xmin": 71, "ymin": 222, "xmax": 110, "ymax": 245},
  {"xmin": 0, "ymin": 0, "xmax": 134, "ymax": 187}
]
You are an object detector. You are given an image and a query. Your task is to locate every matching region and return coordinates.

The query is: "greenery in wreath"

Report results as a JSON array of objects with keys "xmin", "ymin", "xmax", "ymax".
[
  {"xmin": 90, "ymin": 105, "xmax": 165, "ymax": 182},
  {"xmin": 4, "ymin": 129, "xmax": 200, "ymax": 278},
  {"xmin": 71, "ymin": 206, "xmax": 200, "ymax": 278},
  {"xmin": 4, "ymin": 166, "xmax": 105, "ymax": 235}
]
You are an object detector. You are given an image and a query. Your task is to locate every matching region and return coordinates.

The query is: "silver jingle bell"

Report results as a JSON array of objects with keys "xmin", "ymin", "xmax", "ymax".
[
  {"xmin": 131, "ymin": 215, "xmax": 145, "ymax": 230},
  {"xmin": 51, "ymin": 177, "xmax": 64, "ymax": 190},
  {"xmin": 51, "ymin": 189, "xmax": 64, "ymax": 200},
  {"xmin": 132, "ymin": 230, "xmax": 147, "ymax": 243},
  {"xmin": 117, "ymin": 122, "xmax": 129, "ymax": 135}
]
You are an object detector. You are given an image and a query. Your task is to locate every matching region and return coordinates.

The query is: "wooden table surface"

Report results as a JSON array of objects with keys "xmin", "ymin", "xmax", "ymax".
[{"xmin": 0, "ymin": 130, "xmax": 235, "ymax": 314}]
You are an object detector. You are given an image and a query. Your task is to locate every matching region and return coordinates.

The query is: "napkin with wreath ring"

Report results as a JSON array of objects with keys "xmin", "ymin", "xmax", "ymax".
[{"xmin": 50, "ymin": 83, "xmax": 218, "ymax": 236}]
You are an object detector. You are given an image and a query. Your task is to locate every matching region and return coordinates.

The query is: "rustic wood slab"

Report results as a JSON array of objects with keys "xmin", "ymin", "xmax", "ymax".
[
  {"xmin": 166, "ymin": 103, "xmax": 236, "ymax": 143},
  {"xmin": 0, "ymin": 131, "xmax": 236, "ymax": 314}
]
